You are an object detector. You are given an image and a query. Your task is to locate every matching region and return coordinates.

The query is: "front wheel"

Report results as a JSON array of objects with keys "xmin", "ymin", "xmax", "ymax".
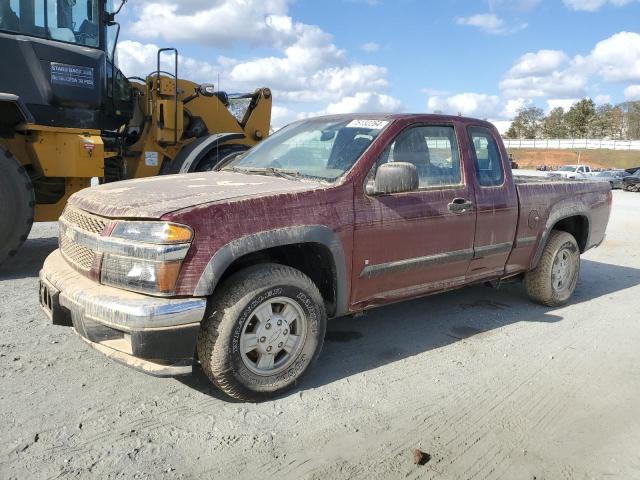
[
  {"xmin": 197, "ymin": 263, "xmax": 327, "ymax": 401},
  {"xmin": 524, "ymin": 231, "xmax": 580, "ymax": 307}
]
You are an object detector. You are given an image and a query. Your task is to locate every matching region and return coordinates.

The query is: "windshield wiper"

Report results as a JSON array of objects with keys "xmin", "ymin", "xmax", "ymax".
[{"xmin": 223, "ymin": 166, "xmax": 301, "ymax": 181}]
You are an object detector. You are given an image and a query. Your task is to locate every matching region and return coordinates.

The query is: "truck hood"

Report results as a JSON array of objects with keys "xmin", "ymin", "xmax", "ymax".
[{"xmin": 69, "ymin": 172, "xmax": 324, "ymax": 219}]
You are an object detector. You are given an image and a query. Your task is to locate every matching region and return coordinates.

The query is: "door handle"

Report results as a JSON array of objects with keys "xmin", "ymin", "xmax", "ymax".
[{"xmin": 448, "ymin": 198, "xmax": 473, "ymax": 213}]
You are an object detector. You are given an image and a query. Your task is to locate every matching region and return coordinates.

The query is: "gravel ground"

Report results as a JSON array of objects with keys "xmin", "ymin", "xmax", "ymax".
[{"xmin": 1, "ymin": 190, "xmax": 639, "ymax": 480}]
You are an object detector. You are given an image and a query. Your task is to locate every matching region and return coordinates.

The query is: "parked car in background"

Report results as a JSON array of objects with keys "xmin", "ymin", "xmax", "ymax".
[
  {"xmin": 594, "ymin": 170, "xmax": 631, "ymax": 189},
  {"xmin": 623, "ymin": 170, "xmax": 640, "ymax": 192},
  {"xmin": 547, "ymin": 164, "xmax": 594, "ymax": 179}
]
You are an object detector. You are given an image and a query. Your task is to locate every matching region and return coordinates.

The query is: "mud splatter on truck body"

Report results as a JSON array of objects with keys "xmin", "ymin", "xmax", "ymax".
[{"xmin": 39, "ymin": 113, "xmax": 612, "ymax": 396}]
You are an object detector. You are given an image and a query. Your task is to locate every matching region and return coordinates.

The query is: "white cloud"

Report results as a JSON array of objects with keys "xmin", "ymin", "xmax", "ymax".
[
  {"xmin": 117, "ymin": 40, "xmax": 219, "ymax": 82},
  {"xmin": 582, "ymin": 31, "xmax": 640, "ymax": 82},
  {"xmin": 563, "ymin": 0, "xmax": 636, "ymax": 11},
  {"xmin": 425, "ymin": 30, "xmax": 640, "ymax": 123},
  {"xmin": 498, "ymin": 32, "xmax": 640, "ymax": 102},
  {"xmin": 546, "ymin": 98, "xmax": 580, "ymax": 111},
  {"xmin": 117, "ymin": 1, "xmax": 401, "ymax": 124},
  {"xmin": 361, "ymin": 42, "xmax": 380, "ymax": 53},
  {"xmin": 427, "ymin": 93, "xmax": 501, "ymax": 118},
  {"xmin": 128, "ymin": 1, "xmax": 294, "ymax": 47},
  {"xmin": 507, "ymin": 50, "xmax": 569, "ymax": 78},
  {"xmin": 500, "ymin": 70, "xmax": 587, "ymax": 99},
  {"xmin": 489, "ymin": 120, "xmax": 513, "ymax": 134},
  {"xmin": 502, "ymin": 98, "xmax": 532, "ymax": 117},
  {"xmin": 456, "ymin": 13, "xmax": 526, "ymax": 34},
  {"xmin": 324, "ymin": 92, "xmax": 403, "ymax": 114},
  {"xmin": 625, "ymin": 85, "xmax": 640, "ymax": 99}
]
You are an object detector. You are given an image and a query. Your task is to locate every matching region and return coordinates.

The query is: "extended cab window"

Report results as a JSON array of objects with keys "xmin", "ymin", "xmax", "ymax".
[
  {"xmin": 372, "ymin": 125, "xmax": 462, "ymax": 189},
  {"xmin": 469, "ymin": 126, "xmax": 504, "ymax": 187}
]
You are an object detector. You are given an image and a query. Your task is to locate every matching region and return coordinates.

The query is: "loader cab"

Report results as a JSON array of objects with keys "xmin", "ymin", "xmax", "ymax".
[{"xmin": 0, "ymin": 0, "xmax": 132, "ymax": 131}]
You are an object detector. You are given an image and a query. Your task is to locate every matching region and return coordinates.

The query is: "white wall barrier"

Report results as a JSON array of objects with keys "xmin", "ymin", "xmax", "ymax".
[{"xmin": 503, "ymin": 138, "xmax": 640, "ymax": 151}]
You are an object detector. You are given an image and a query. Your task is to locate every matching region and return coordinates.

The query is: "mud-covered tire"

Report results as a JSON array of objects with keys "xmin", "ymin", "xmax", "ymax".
[
  {"xmin": 197, "ymin": 263, "xmax": 327, "ymax": 401},
  {"xmin": 0, "ymin": 146, "xmax": 35, "ymax": 266},
  {"xmin": 524, "ymin": 231, "xmax": 580, "ymax": 307}
]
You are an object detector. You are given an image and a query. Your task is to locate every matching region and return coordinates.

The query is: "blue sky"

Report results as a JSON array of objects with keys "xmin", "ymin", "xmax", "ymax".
[{"xmin": 115, "ymin": 0, "xmax": 640, "ymax": 130}]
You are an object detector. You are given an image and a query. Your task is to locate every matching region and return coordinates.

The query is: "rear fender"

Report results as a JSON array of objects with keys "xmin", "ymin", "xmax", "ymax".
[{"xmin": 531, "ymin": 199, "xmax": 592, "ymax": 268}]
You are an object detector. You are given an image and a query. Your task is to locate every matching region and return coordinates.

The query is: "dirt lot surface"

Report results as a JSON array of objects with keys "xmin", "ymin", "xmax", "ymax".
[{"xmin": 1, "ymin": 191, "xmax": 639, "ymax": 479}]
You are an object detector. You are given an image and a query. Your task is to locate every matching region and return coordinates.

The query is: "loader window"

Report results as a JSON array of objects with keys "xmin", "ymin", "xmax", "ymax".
[{"xmin": 1, "ymin": 0, "xmax": 101, "ymax": 48}]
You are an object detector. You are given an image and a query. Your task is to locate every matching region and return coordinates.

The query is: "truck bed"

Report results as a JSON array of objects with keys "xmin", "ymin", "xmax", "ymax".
[{"xmin": 507, "ymin": 174, "xmax": 611, "ymax": 277}]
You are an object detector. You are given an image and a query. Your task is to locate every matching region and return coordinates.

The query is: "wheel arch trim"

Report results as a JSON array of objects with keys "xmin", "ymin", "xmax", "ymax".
[
  {"xmin": 193, "ymin": 225, "xmax": 349, "ymax": 316},
  {"xmin": 171, "ymin": 132, "xmax": 245, "ymax": 173},
  {"xmin": 531, "ymin": 201, "xmax": 592, "ymax": 269}
]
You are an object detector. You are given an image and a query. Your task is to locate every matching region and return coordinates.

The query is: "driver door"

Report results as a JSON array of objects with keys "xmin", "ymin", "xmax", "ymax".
[{"xmin": 351, "ymin": 122, "xmax": 477, "ymax": 307}]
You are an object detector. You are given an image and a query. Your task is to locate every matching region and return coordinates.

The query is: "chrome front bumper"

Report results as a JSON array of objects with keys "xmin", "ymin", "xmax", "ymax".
[{"xmin": 39, "ymin": 250, "xmax": 207, "ymax": 376}]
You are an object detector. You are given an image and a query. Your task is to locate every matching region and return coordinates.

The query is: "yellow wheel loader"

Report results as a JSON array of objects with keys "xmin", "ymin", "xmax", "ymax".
[{"xmin": 0, "ymin": 0, "xmax": 271, "ymax": 265}]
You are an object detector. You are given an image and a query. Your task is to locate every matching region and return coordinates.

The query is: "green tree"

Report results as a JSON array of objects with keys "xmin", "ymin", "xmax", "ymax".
[
  {"xmin": 565, "ymin": 99, "xmax": 596, "ymax": 138},
  {"xmin": 620, "ymin": 101, "xmax": 640, "ymax": 140},
  {"xmin": 506, "ymin": 106, "xmax": 545, "ymax": 138},
  {"xmin": 542, "ymin": 107, "xmax": 568, "ymax": 138}
]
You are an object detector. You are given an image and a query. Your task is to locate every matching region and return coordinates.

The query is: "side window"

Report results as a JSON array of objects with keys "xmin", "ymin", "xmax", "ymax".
[
  {"xmin": 370, "ymin": 125, "xmax": 462, "ymax": 189},
  {"xmin": 468, "ymin": 126, "xmax": 504, "ymax": 187}
]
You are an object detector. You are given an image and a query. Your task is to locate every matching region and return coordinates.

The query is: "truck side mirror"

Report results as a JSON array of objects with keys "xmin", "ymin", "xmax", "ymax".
[{"xmin": 368, "ymin": 162, "xmax": 419, "ymax": 195}]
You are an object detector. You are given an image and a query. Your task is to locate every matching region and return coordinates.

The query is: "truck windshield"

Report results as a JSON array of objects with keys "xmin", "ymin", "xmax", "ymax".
[
  {"xmin": 0, "ymin": 0, "xmax": 102, "ymax": 48},
  {"xmin": 224, "ymin": 118, "xmax": 390, "ymax": 182}
]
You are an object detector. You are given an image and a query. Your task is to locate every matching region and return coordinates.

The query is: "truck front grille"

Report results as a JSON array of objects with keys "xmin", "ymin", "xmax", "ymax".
[
  {"xmin": 61, "ymin": 206, "xmax": 108, "ymax": 235},
  {"xmin": 60, "ymin": 235, "xmax": 96, "ymax": 272},
  {"xmin": 59, "ymin": 206, "xmax": 108, "ymax": 273}
]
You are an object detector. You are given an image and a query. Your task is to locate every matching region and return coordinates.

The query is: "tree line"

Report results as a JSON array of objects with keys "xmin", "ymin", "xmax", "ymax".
[{"xmin": 504, "ymin": 99, "xmax": 640, "ymax": 140}]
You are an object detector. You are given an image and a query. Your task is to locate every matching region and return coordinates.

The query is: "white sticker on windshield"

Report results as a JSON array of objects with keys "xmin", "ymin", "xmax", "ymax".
[{"xmin": 345, "ymin": 119, "xmax": 389, "ymax": 130}]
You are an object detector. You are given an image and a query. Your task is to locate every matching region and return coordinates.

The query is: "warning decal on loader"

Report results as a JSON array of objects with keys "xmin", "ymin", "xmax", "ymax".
[{"xmin": 50, "ymin": 63, "xmax": 94, "ymax": 89}]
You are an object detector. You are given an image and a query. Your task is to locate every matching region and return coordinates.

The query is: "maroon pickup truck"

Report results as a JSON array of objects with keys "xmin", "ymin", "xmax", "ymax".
[{"xmin": 39, "ymin": 114, "xmax": 611, "ymax": 400}]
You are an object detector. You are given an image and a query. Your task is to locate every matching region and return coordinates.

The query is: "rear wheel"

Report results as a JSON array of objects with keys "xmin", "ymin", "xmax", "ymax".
[
  {"xmin": 524, "ymin": 231, "xmax": 580, "ymax": 307},
  {"xmin": 0, "ymin": 146, "xmax": 35, "ymax": 266},
  {"xmin": 197, "ymin": 263, "xmax": 327, "ymax": 401}
]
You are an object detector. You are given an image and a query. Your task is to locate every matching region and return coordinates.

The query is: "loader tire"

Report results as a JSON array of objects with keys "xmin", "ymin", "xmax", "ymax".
[
  {"xmin": 524, "ymin": 230, "xmax": 580, "ymax": 307},
  {"xmin": 197, "ymin": 263, "xmax": 327, "ymax": 401},
  {"xmin": 0, "ymin": 146, "xmax": 35, "ymax": 266},
  {"xmin": 195, "ymin": 144, "xmax": 250, "ymax": 172}
]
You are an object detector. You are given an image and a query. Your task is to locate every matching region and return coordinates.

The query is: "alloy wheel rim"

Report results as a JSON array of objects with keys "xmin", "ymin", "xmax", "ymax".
[
  {"xmin": 551, "ymin": 248, "xmax": 574, "ymax": 293},
  {"xmin": 239, "ymin": 296, "xmax": 307, "ymax": 376}
]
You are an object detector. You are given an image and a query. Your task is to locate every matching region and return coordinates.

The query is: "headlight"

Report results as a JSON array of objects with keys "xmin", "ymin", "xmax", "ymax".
[
  {"xmin": 110, "ymin": 222, "xmax": 193, "ymax": 244},
  {"xmin": 101, "ymin": 221, "xmax": 193, "ymax": 295},
  {"xmin": 101, "ymin": 254, "xmax": 183, "ymax": 295}
]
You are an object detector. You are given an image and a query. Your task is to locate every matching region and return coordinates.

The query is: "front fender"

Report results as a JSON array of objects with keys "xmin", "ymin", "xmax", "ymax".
[{"xmin": 193, "ymin": 225, "xmax": 349, "ymax": 317}]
